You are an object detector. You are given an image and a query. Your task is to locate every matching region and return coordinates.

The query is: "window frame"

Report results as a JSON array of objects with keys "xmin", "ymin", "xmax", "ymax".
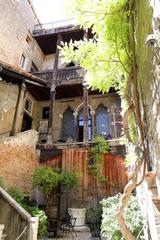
[{"xmin": 24, "ymin": 96, "xmax": 33, "ymax": 115}]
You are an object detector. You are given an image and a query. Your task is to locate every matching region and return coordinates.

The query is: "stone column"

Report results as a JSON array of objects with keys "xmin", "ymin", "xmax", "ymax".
[
  {"xmin": 83, "ymin": 86, "xmax": 88, "ymax": 142},
  {"xmin": 11, "ymin": 81, "xmax": 26, "ymax": 135},
  {"xmin": 47, "ymin": 83, "xmax": 56, "ymax": 144},
  {"xmin": 28, "ymin": 217, "xmax": 39, "ymax": 240}
]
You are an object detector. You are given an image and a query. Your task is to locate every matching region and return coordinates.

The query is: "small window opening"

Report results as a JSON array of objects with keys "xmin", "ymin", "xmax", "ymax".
[
  {"xmin": 19, "ymin": 54, "xmax": 28, "ymax": 70},
  {"xmin": 42, "ymin": 107, "xmax": 49, "ymax": 119}
]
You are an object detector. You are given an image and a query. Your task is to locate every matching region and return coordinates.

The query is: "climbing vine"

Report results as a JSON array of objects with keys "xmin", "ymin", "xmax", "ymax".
[{"xmin": 89, "ymin": 135, "xmax": 110, "ymax": 182}]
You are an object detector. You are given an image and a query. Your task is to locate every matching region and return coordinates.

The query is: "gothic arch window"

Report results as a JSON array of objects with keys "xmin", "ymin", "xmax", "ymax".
[
  {"xmin": 77, "ymin": 108, "xmax": 92, "ymax": 141},
  {"xmin": 95, "ymin": 105, "xmax": 111, "ymax": 139},
  {"xmin": 61, "ymin": 107, "xmax": 76, "ymax": 141}
]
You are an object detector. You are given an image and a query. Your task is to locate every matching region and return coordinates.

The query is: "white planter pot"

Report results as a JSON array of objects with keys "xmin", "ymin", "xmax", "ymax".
[
  {"xmin": 68, "ymin": 208, "xmax": 86, "ymax": 226},
  {"xmin": 0, "ymin": 225, "xmax": 4, "ymax": 240}
]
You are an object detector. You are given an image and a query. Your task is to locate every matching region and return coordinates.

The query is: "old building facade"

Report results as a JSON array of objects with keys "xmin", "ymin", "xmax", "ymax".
[{"xmin": 0, "ymin": 0, "xmax": 126, "ymax": 210}]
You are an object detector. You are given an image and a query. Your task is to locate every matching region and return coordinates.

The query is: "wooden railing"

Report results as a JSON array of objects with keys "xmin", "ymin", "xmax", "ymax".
[
  {"xmin": 34, "ymin": 18, "xmax": 76, "ymax": 31},
  {"xmin": 56, "ymin": 66, "xmax": 84, "ymax": 83},
  {"xmin": 32, "ymin": 70, "xmax": 53, "ymax": 82},
  {"xmin": 33, "ymin": 66, "xmax": 84, "ymax": 84}
]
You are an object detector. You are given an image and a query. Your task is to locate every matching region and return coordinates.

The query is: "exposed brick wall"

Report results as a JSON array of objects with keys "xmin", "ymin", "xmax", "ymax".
[{"xmin": 0, "ymin": 130, "xmax": 39, "ymax": 194}]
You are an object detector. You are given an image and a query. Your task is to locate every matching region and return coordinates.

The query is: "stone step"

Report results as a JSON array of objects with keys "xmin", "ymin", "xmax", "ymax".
[
  {"xmin": 153, "ymin": 197, "xmax": 160, "ymax": 212},
  {"xmin": 1, "ymin": 234, "xmax": 7, "ymax": 240},
  {"xmin": 0, "ymin": 225, "xmax": 4, "ymax": 240}
]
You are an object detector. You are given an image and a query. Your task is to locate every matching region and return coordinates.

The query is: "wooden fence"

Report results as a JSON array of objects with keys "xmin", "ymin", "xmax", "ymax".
[{"xmin": 40, "ymin": 148, "xmax": 128, "ymax": 214}]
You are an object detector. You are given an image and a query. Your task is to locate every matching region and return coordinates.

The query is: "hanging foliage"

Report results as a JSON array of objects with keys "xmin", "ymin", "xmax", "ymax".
[{"xmin": 60, "ymin": 0, "xmax": 130, "ymax": 94}]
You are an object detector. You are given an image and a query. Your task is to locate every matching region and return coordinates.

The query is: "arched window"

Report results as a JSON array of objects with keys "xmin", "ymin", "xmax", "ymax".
[
  {"xmin": 61, "ymin": 107, "xmax": 76, "ymax": 141},
  {"xmin": 77, "ymin": 108, "xmax": 92, "ymax": 141},
  {"xmin": 95, "ymin": 105, "xmax": 111, "ymax": 138}
]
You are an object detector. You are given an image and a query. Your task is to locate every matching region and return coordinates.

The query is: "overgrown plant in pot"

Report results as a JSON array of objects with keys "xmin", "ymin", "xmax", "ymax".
[
  {"xmin": 60, "ymin": 171, "xmax": 87, "ymax": 227},
  {"xmin": 60, "ymin": 171, "xmax": 80, "ymax": 209},
  {"xmin": 86, "ymin": 207, "xmax": 102, "ymax": 238}
]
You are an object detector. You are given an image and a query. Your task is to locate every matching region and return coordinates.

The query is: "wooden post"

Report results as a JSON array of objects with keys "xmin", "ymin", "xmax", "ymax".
[
  {"xmin": 83, "ymin": 86, "xmax": 88, "ymax": 142},
  {"xmin": 53, "ymin": 34, "xmax": 62, "ymax": 71},
  {"xmin": 47, "ymin": 84, "xmax": 56, "ymax": 144},
  {"xmin": 47, "ymin": 35, "xmax": 62, "ymax": 143},
  {"xmin": 91, "ymin": 111, "xmax": 96, "ymax": 137},
  {"xmin": 11, "ymin": 81, "xmax": 26, "ymax": 135}
]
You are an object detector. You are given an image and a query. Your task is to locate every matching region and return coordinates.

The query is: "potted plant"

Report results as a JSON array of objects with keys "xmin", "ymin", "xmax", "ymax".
[
  {"xmin": 86, "ymin": 207, "xmax": 102, "ymax": 239},
  {"xmin": 60, "ymin": 171, "xmax": 87, "ymax": 227},
  {"xmin": 60, "ymin": 171, "xmax": 80, "ymax": 206},
  {"xmin": 32, "ymin": 166, "xmax": 60, "ymax": 218}
]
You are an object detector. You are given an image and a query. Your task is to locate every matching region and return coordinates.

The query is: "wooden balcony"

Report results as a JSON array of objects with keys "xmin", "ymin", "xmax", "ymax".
[
  {"xmin": 56, "ymin": 66, "xmax": 84, "ymax": 84},
  {"xmin": 33, "ymin": 70, "xmax": 53, "ymax": 82},
  {"xmin": 33, "ymin": 19, "xmax": 78, "ymax": 36},
  {"xmin": 33, "ymin": 66, "xmax": 84, "ymax": 85}
]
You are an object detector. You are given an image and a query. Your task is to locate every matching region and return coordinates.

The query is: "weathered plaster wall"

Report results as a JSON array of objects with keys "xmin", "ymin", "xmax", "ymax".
[
  {"xmin": 0, "ymin": 0, "xmax": 44, "ymax": 70},
  {"xmin": 0, "ymin": 81, "xmax": 38, "ymax": 136},
  {"xmin": 0, "ymin": 130, "xmax": 38, "ymax": 194},
  {"xmin": 0, "ymin": 82, "xmax": 19, "ymax": 136},
  {"xmin": 42, "ymin": 54, "xmax": 55, "ymax": 70},
  {"xmin": 37, "ymin": 93, "xmax": 122, "ymax": 142}
]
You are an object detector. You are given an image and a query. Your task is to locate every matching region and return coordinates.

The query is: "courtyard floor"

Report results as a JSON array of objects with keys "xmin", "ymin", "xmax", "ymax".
[{"xmin": 48, "ymin": 231, "xmax": 92, "ymax": 240}]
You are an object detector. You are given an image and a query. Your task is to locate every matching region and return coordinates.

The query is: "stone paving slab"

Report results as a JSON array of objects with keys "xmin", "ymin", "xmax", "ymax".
[{"xmin": 48, "ymin": 231, "xmax": 91, "ymax": 240}]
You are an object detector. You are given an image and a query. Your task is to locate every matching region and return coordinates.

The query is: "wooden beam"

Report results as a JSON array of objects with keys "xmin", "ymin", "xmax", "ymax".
[
  {"xmin": 57, "ymin": 79, "xmax": 83, "ymax": 86},
  {"xmin": 53, "ymin": 34, "xmax": 62, "ymax": 71},
  {"xmin": 47, "ymin": 83, "xmax": 56, "ymax": 143}
]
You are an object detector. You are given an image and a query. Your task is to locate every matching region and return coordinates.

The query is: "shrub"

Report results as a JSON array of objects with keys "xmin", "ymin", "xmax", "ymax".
[
  {"xmin": 23, "ymin": 204, "xmax": 47, "ymax": 238},
  {"xmin": 7, "ymin": 186, "xmax": 24, "ymax": 203},
  {"xmin": 60, "ymin": 172, "xmax": 80, "ymax": 190},
  {"xmin": 32, "ymin": 167, "xmax": 60, "ymax": 199},
  {"xmin": 101, "ymin": 193, "xmax": 144, "ymax": 240},
  {"xmin": 86, "ymin": 207, "xmax": 102, "ymax": 237}
]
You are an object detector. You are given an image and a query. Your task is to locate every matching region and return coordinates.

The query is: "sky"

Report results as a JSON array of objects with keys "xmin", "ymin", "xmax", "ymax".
[{"xmin": 32, "ymin": 0, "xmax": 69, "ymax": 23}]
